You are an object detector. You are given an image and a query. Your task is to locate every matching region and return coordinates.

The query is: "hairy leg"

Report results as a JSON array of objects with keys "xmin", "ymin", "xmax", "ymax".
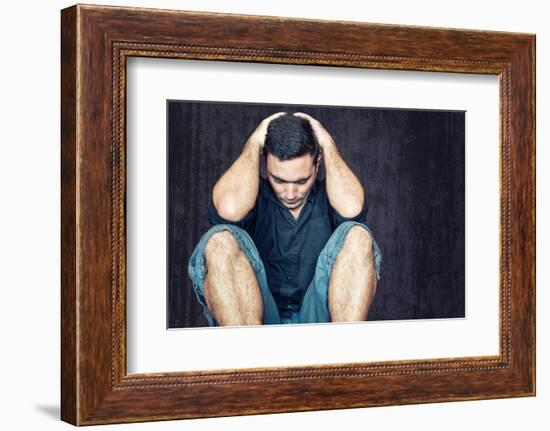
[
  {"xmin": 328, "ymin": 226, "xmax": 377, "ymax": 322},
  {"xmin": 203, "ymin": 230, "xmax": 263, "ymax": 325}
]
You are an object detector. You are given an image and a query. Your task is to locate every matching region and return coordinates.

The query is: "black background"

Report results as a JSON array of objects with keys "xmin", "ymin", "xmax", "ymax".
[{"xmin": 167, "ymin": 101, "xmax": 465, "ymax": 328}]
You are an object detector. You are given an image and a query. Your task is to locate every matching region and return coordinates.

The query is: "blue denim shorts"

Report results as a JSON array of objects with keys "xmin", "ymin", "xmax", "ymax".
[{"xmin": 188, "ymin": 221, "xmax": 381, "ymax": 326}]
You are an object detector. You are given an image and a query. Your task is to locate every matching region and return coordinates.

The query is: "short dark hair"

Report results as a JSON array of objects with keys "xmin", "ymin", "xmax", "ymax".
[{"xmin": 264, "ymin": 113, "xmax": 320, "ymax": 161}]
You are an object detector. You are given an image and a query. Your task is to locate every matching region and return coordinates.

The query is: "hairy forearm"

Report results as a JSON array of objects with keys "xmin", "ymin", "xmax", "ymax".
[
  {"xmin": 292, "ymin": 112, "xmax": 364, "ymax": 217},
  {"xmin": 323, "ymin": 144, "xmax": 365, "ymax": 218},
  {"xmin": 212, "ymin": 138, "xmax": 262, "ymax": 221}
]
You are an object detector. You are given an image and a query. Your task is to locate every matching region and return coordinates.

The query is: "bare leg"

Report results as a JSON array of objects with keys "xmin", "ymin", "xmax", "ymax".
[
  {"xmin": 328, "ymin": 226, "xmax": 377, "ymax": 322},
  {"xmin": 203, "ymin": 230, "xmax": 263, "ymax": 326}
]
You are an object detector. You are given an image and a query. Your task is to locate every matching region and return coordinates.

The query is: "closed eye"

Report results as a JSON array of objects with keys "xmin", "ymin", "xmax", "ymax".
[{"xmin": 269, "ymin": 172, "xmax": 311, "ymax": 185}]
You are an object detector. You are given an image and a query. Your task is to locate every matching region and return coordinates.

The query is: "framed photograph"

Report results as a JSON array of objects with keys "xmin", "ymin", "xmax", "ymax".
[
  {"xmin": 164, "ymin": 99, "xmax": 464, "ymax": 330},
  {"xmin": 61, "ymin": 4, "xmax": 535, "ymax": 425}
]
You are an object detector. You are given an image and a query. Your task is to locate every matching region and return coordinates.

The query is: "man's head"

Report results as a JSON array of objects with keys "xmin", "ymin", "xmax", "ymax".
[{"xmin": 264, "ymin": 114, "xmax": 322, "ymax": 211}]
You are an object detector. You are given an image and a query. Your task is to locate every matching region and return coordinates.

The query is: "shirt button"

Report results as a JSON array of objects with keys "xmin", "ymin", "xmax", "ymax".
[
  {"xmin": 286, "ymin": 276, "xmax": 291, "ymax": 281},
  {"xmin": 290, "ymin": 254, "xmax": 296, "ymax": 260}
]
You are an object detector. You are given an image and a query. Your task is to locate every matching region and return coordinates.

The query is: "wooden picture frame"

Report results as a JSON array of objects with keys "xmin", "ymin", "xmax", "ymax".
[{"xmin": 61, "ymin": 4, "xmax": 535, "ymax": 425}]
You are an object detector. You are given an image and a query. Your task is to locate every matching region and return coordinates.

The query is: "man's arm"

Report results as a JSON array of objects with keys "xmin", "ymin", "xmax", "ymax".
[
  {"xmin": 294, "ymin": 113, "xmax": 364, "ymax": 218},
  {"xmin": 212, "ymin": 112, "xmax": 286, "ymax": 222}
]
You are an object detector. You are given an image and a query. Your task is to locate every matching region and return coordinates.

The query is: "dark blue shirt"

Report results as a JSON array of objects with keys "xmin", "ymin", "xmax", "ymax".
[{"xmin": 208, "ymin": 177, "xmax": 368, "ymax": 316}]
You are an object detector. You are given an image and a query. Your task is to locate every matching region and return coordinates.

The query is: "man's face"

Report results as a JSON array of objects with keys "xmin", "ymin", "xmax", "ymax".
[{"xmin": 266, "ymin": 153, "xmax": 320, "ymax": 211}]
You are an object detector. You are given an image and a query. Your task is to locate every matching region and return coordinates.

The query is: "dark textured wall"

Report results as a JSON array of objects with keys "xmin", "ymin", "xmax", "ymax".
[{"xmin": 167, "ymin": 101, "xmax": 465, "ymax": 328}]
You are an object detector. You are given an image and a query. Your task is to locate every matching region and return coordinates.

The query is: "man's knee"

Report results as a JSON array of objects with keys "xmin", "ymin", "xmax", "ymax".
[
  {"xmin": 204, "ymin": 229, "xmax": 243, "ymax": 264},
  {"xmin": 341, "ymin": 225, "xmax": 374, "ymax": 257}
]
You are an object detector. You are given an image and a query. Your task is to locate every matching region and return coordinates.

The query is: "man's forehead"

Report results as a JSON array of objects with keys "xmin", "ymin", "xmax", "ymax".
[
  {"xmin": 266, "ymin": 154, "xmax": 316, "ymax": 181},
  {"xmin": 268, "ymin": 171, "xmax": 312, "ymax": 183},
  {"xmin": 266, "ymin": 153, "xmax": 315, "ymax": 168}
]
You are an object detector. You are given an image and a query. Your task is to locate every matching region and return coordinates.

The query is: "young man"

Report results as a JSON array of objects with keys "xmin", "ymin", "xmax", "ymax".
[{"xmin": 188, "ymin": 112, "xmax": 381, "ymax": 326}]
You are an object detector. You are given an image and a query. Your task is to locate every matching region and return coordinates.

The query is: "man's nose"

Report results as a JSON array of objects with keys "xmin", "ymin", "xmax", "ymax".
[{"xmin": 285, "ymin": 184, "xmax": 297, "ymax": 199}]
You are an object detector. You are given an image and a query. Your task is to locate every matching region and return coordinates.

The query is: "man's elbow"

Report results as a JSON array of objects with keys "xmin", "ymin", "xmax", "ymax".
[
  {"xmin": 337, "ymin": 204, "xmax": 364, "ymax": 219},
  {"xmin": 214, "ymin": 199, "xmax": 247, "ymax": 222},
  {"xmin": 337, "ymin": 196, "xmax": 365, "ymax": 218}
]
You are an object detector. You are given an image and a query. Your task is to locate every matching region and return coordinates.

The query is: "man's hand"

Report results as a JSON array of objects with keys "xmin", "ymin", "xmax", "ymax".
[
  {"xmin": 248, "ymin": 112, "xmax": 287, "ymax": 151},
  {"xmin": 293, "ymin": 112, "xmax": 336, "ymax": 150}
]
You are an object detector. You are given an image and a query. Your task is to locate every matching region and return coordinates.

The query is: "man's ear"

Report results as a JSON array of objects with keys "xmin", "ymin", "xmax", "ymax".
[{"xmin": 316, "ymin": 151, "xmax": 323, "ymax": 166}]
